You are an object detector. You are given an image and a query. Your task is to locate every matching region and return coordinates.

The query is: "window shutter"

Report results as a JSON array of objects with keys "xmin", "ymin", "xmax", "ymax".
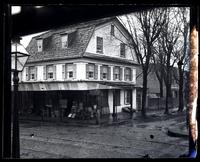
[
  {"xmin": 62, "ymin": 64, "xmax": 65, "ymax": 79},
  {"xmin": 43, "ymin": 66, "xmax": 47, "ymax": 80},
  {"xmin": 107, "ymin": 66, "xmax": 111, "ymax": 80},
  {"xmin": 65, "ymin": 64, "xmax": 68, "ymax": 79},
  {"xmin": 25, "ymin": 67, "xmax": 29, "ymax": 81},
  {"xmin": 113, "ymin": 67, "xmax": 115, "ymax": 80},
  {"xmin": 132, "ymin": 68, "xmax": 136, "ymax": 83},
  {"xmin": 94, "ymin": 65, "xmax": 98, "ymax": 80},
  {"xmin": 34, "ymin": 67, "xmax": 37, "ymax": 81},
  {"xmin": 130, "ymin": 68, "xmax": 133, "ymax": 81},
  {"xmin": 124, "ymin": 68, "xmax": 126, "ymax": 81},
  {"xmin": 53, "ymin": 65, "xmax": 56, "ymax": 80},
  {"xmin": 119, "ymin": 68, "xmax": 123, "ymax": 80},
  {"xmin": 73, "ymin": 64, "xmax": 76, "ymax": 79},
  {"xmin": 86, "ymin": 64, "xmax": 89, "ymax": 79},
  {"xmin": 100, "ymin": 66, "xmax": 103, "ymax": 80}
]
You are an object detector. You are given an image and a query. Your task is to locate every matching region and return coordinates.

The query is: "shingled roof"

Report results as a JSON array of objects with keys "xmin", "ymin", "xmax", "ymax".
[{"xmin": 26, "ymin": 16, "xmax": 116, "ymax": 63}]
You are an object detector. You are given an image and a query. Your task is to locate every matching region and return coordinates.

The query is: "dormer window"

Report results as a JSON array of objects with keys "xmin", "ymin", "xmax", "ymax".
[
  {"xmin": 37, "ymin": 39, "xmax": 43, "ymax": 52},
  {"xmin": 96, "ymin": 37, "xmax": 103, "ymax": 53},
  {"xmin": 61, "ymin": 34, "xmax": 68, "ymax": 48},
  {"xmin": 111, "ymin": 24, "xmax": 115, "ymax": 36}
]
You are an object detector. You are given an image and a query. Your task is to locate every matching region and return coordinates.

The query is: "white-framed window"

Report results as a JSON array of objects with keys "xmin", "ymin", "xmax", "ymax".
[
  {"xmin": 67, "ymin": 64, "xmax": 74, "ymax": 79},
  {"xmin": 29, "ymin": 66, "xmax": 36, "ymax": 80},
  {"xmin": 113, "ymin": 66, "xmax": 120, "ymax": 80},
  {"xmin": 102, "ymin": 66, "xmax": 107, "ymax": 79},
  {"xmin": 86, "ymin": 64, "xmax": 94, "ymax": 79},
  {"xmin": 124, "ymin": 67, "xmax": 131, "ymax": 81},
  {"xmin": 96, "ymin": 36, "xmax": 103, "ymax": 53},
  {"xmin": 61, "ymin": 34, "xmax": 68, "ymax": 48},
  {"xmin": 47, "ymin": 65, "xmax": 54, "ymax": 79},
  {"xmin": 37, "ymin": 39, "xmax": 43, "ymax": 52}
]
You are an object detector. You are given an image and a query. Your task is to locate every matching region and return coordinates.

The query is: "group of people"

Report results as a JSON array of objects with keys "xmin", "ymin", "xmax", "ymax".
[{"xmin": 67, "ymin": 101, "xmax": 98, "ymax": 120}]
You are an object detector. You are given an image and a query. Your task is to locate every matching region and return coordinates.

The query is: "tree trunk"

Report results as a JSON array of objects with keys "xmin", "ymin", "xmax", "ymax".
[
  {"xmin": 178, "ymin": 64, "xmax": 184, "ymax": 112},
  {"xmin": 141, "ymin": 68, "xmax": 148, "ymax": 117}
]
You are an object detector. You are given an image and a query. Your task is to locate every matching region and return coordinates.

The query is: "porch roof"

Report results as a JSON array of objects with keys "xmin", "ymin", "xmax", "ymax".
[{"xmin": 15, "ymin": 81, "xmax": 137, "ymax": 91}]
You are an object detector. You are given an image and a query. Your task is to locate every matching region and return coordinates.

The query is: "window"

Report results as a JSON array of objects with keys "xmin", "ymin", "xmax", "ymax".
[
  {"xmin": 67, "ymin": 64, "xmax": 75, "ymax": 79},
  {"xmin": 37, "ymin": 39, "xmax": 43, "ymax": 52},
  {"xmin": 124, "ymin": 68, "xmax": 131, "ymax": 81},
  {"xmin": 29, "ymin": 66, "xmax": 36, "ymax": 80},
  {"xmin": 100, "ymin": 65, "xmax": 110, "ymax": 80},
  {"xmin": 113, "ymin": 66, "xmax": 120, "ymax": 80},
  {"xmin": 102, "ymin": 66, "xmax": 107, "ymax": 79},
  {"xmin": 86, "ymin": 64, "xmax": 95, "ymax": 79},
  {"xmin": 111, "ymin": 24, "xmax": 115, "ymax": 36},
  {"xmin": 61, "ymin": 34, "xmax": 68, "ymax": 48},
  {"xmin": 47, "ymin": 65, "xmax": 54, "ymax": 79},
  {"xmin": 96, "ymin": 37, "xmax": 103, "ymax": 53},
  {"xmin": 120, "ymin": 43, "xmax": 125, "ymax": 57},
  {"xmin": 125, "ymin": 90, "xmax": 131, "ymax": 104}
]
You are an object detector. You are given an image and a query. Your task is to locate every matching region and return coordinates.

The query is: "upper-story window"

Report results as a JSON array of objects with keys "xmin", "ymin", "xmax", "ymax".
[
  {"xmin": 37, "ymin": 39, "xmax": 43, "ymax": 52},
  {"xmin": 96, "ymin": 36, "xmax": 103, "ymax": 53},
  {"xmin": 124, "ymin": 67, "xmax": 132, "ymax": 81},
  {"xmin": 111, "ymin": 24, "xmax": 115, "ymax": 36},
  {"xmin": 113, "ymin": 66, "xmax": 120, "ymax": 80},
  {"xmin": 29, "ymin": 66, "xmax": 37, "ymax": 80},
  {"xmin": 120, "ymin": 43, "xmax": 126, "ymax": 58},
  {"xmin": 100, "ymin": 65, "xmax": 111, "ymax": 80},
  {"xmin": 61, "ymin": 34, "xmax": 68, "ymax": 48},
  {"xmin": 66, "ymin": 64, "xmax": 76, "ymax": 79},
  {"xmin": 43, "ymin": 65, "xmax": 56, "ymax": 80},
  {"xmin": 25, "ymin": 66, "xmax": 37, "ymax": 81},
  {"xmin": 47, "ymin": 65, "xmax": 54, "ymax": 79},
  {"xmin": 86, "ymin": 64, "xmax": 94, "ymax": 79}
]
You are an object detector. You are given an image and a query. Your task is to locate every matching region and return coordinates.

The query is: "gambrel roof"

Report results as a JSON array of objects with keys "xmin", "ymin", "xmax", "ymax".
[{"xmin": 26, "ymin": 16, "xmax": 138, "ymax": 64}]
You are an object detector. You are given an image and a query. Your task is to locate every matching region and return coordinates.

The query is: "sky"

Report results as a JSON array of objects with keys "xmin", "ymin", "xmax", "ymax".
[{"xmin": 21, "ymin": 32, "xmax": 47, "ymax": 48}]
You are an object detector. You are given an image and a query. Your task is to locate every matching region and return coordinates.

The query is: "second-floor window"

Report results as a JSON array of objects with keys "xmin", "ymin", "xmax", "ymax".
[
  {"xmin": 100, "ymin": 65, "xmax": 111, "ymax": 80},
  {"xmin": 120, "ymin": 43, "xmax": 125, "ymax": 58},
  {"xmin": 86, "ymin": 64, "xmax": 94, "ymax": 79},
  {"xmin": 47, "ymin": 65, "xmax": 55, "ymax": 79},
  {"xmin": 124, "ymin": 67, "xmax": 132, "ymax": 81},
  {"xmin": 26, "ymin": 66, "xmax": 37, "ymax": 81},
  {"xmin": 67, "ymin": 64, "xmax": 76, "ymax": 79},
  {"xmin": 61, "ymin": 34, "xmax": 68, "ymax": 48},
  {"xmin": 29, "ymin": 66, "xmax": 36, "ymax": 80},
  {"xmin": 96, "ymin": 36, "xmax": 103, "ymax": 53},
  {"xmin": 37, "ymin": 39, "xmax": 43, "ymax": 52},
  {"xmin": 113, "ymin": 66, "xmax": 120, "ymax": 80}
]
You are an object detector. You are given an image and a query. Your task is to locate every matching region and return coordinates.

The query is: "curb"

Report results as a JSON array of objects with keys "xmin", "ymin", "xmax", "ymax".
[{"xmin": 167, "ymin": 128, "xmax": 189, "ymax": 138}]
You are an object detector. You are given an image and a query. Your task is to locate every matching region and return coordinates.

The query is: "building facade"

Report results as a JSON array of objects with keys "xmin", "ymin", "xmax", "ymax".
[{"xmin": 18, "ymin": 17, "xmax": 140, "ymax": 121}]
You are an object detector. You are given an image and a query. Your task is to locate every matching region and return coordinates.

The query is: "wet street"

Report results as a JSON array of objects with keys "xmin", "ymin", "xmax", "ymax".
[{"xmin": 19, "ymin": 111, "xmax": 188, "ymax": 158}]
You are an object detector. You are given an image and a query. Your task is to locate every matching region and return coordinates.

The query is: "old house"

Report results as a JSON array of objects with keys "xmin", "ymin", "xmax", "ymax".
[{"xmin": 18, "ymin": 17, "xmax": 140, "ymax": 121}]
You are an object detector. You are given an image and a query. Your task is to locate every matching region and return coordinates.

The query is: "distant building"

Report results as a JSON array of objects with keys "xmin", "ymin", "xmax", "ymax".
[
  {"xmin": 136, "ymin": 64, "xmax": 179, "ymax": 110},
  {"xmin": 18, "ymin": 16, "xmax": 140, "ymax": 121}
]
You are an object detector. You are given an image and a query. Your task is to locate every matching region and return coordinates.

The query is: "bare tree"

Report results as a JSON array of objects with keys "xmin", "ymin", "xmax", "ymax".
[
  {"xmin": 159, "ymin": 7, "xmax": 181, "ymax": 114},
  {"xmin": 119, "ymin": 8, "xmax": 167, "ymax": 117},
  {"xmin": 173, "ymin": 7, "xmax": 190, "ymax": 112}
]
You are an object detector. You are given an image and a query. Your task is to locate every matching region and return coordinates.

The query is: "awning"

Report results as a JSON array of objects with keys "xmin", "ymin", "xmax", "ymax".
[{"xmin": 15, "ymin": 82, "xmax": 116, "ymax": 91}]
